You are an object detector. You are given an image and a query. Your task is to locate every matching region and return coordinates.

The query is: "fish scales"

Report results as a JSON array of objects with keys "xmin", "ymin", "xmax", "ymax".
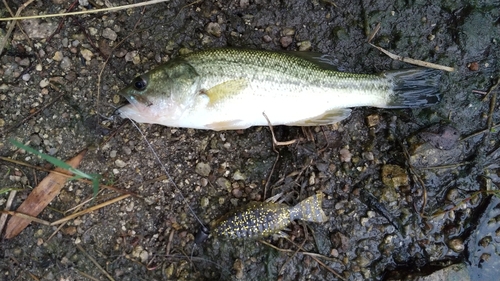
[
  {"xmin": 118, "ymin": 48, "xmax": 442, "ymax": 130},
  {"xmin": 211, "ymin": 193, "xmax": 328, "ymax": 240}
]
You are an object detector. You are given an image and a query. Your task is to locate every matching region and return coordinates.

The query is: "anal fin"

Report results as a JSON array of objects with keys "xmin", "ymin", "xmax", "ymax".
[{"xmin": 286, "ymin": 108, "xmax": 352, "ymax": 126}]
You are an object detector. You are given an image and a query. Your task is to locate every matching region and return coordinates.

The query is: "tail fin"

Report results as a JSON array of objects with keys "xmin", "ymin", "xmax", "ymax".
[
  {"xmin": 289, "ymin": 193, "xmax": 328, "ymax": 223},
  {"xmin": 383, "ymin": 68, "xmax": 442, "ymax": 108}
]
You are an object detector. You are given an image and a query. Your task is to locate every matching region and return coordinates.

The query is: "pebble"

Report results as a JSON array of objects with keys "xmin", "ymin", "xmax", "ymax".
[
  {"xmin": 39, "ymin": 78, "xmax": 50, "ymax": 88},
  {"xmin": 110, "ymin": 150, "xmax": 117, "ymax": 158},
  {"xmin": 298, "ymin": 40, "xmax": 311, "ymax": 51},
  {"xmin": 80, "ymin": 48, "xmax": 93, "ymax": 61},
  {"xmin": 262, "ymin": 34, "xmax": 272, "ymax": 43},
  {"xmin": 381, "ymin": 164, "xmax": 409, "ymax": 188},
  {"xmin": 339, "ymin": 147, "xmax": 352, "ymax": 162},
  {"xmin": 60, "ymin": 57, "xmax": 72, "ymax": 70},
  {"xmin": 19, "ymin": 58, "xmax": 30, "ymax": 66},
  {"xmin": 448, "ymin": 238, "xmax": 464, "ymax": 252},
  {"xmin": 206, "ymin": 22, "xmax": 222, "ymax": 37},
  {"xmin": 0, "ymin": 118, "xmax": 4, "ymax": 127},
  {"xmin": 195, "ymin": 162, "xmax": 211, "ymax": 177},
  {"xmin": 200, "ymin": 197, "xmax": 209, "ymax": 208},
  {"xmin": 115, "ymin": 159, "xmax": 127, "ymax": 168},
  {"xmin": 53, "ymin": 51, "xmax": 63, "ymax": 61},
  {"xmin": 282, "ymin": 27, "xmax": 296, "ymax": 36},
  {"xmin": 21, "ymin": 74, "xmax": 31, "ymax": 81},
  {"xmin": 232, "ymin": 170, "xmax": 246, "ymax": 180},
  {"xmin": 36, "ymin": 64, "xmax": 43, "ymax": 71},
  {"xmin": 102, "ymin": 27, "xmax": 118, "ymax": 41},
  {"xmin": 280, "ymin": 36, "xmax": 293, "ymax": 48},
  {"xmin": 216, "ymin": 177, "xmax": 231, "ymax": 192}
]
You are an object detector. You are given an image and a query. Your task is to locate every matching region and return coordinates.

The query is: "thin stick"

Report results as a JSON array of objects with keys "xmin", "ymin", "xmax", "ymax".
[
  {"xmin": 73, "ymin": 268, "xmax": 101, "ymax": 281},
  {"xmin": 51, "ymin": 194, "xmax": 130, "ymax": 225},
  {"xmin": 262, "ymin": 112, "xmax": 296, "ymax": 146},
  {"xmin": 461, "ymin": 123, "xmax": 500, "ymax": 141},
  {"xmin": 0, "ymin": 210, "xmax": 51, "ymax": 225},
  {"xmin": 1, "ymin": 89, "xmax": 65, "ymax": 136},
  {"xmin": 369, "ymin": 43, "xmax": 455, "ymax": 72},
  {"xmin": 0, "ymin": 0, "xmax": 169, "ymax": 21},
  {"xmin": 0, "ymin": 189, "xmax": 17, "ymax": 234},
  {"xmin": 76, "ymin": 244, "xmax": 115, "ymax": 281},
  {"xmin": 0, "ymin": 0, "xmax": 35, "ymax": 56}
]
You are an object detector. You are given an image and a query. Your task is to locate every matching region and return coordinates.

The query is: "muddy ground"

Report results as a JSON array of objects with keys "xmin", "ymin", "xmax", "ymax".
[{"xmin": 1, "ymin": 0, "xmax": 499, "ymax": 280}]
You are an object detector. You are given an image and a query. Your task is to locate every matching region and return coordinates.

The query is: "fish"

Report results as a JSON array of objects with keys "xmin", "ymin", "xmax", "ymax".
[
  {"xmin": 207, "ymin": 193, "xmax": 328, "ymax": 240},
  {"xmin": 118, "ymin": 48, "xmax": 442, "ymax": 130}
]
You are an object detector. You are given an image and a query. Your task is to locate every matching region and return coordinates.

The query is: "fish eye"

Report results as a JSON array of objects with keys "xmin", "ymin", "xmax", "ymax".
[{"xmin": 133, "ymin": 76, "xmax": 147, "ymax": 91}]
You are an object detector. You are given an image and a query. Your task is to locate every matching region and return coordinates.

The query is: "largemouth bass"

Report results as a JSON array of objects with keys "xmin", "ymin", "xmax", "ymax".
[{"xmin": 118, "ymin": 48, "xmax": 442, "ymax": 130}]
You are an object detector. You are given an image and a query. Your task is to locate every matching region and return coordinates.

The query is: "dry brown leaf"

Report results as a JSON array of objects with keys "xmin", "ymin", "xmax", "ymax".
[{"xmin": 4, "ymin": 150, "xmax": 86, "ymax": 239}]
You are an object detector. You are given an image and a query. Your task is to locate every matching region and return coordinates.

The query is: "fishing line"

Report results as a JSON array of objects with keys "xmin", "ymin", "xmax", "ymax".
[{"xmin": 129, "ymin": 120, "xmax": 207, "ymax": 229}]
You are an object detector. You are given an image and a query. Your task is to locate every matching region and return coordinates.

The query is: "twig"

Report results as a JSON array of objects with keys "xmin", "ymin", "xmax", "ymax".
[
  {"xmin": 369, "ymin": 43, "xmax": 455, "ymax": 72},
  {"xmin": 1, "ymin": 88, "xmax": 66, "ymax": 136},
  {"xmin": 0, "ymin": 0, "xmax": 35, "ymax": 55},
  {"xmin": 0, "ymin": 190, "xmax": 19, "ymax": 233},
  {"xmin": 0, "ymin": 210, "xmax": 51, "ymax": 225},
  {"xmin": 0, "ymin": 0, "xmax": 169, "ymax": 21},
  {"xmin": 366, "ymin": 22, "xmax": 381, "ymax": 43},
  {"xmin": 461, "ymin": 123, "xmax": 500, "ymax": 141},
  {"xmin": 262, "ymin": 112, "xmax": 296, "ymax": 146},
  {"xmin": 73, "ymin": 268, "xmax": 101, "ymax": 281},
  {"xmin": 47, "ymin": 0, "xmax": 79, "ymax": 43},
  {"xmin": 51, "ymin": 194, "xmax": 130, "ymax": 225},
  {"xmin": 76, "ymin": 244, "xmax": 116, "ymax": 281}
]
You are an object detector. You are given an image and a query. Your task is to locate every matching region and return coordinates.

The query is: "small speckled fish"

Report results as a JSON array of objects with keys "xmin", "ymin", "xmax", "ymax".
[
  {"xmin": 118, "ymin": 48, "xmax": 442, "ymax": 130},
  {"xmin": 209, "ymin": 193, "xmax": 328, "ymax": 240}
]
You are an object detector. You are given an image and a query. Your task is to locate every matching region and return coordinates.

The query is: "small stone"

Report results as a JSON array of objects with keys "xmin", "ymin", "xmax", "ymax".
[
  {"xmin": 280, "ymin": 36, "xmax": 293, "ymax": 48},
  {"xmin": 80, "ymin": 48, "xmax": 93, "ymax": 61},
  {"xmin": 233, "ymin": 259, "xmax": 244, "ymax": 279},
  {"xmin": 0, "ymin": 119, "xmax": 4, "ymax": 127},
  {"xmin": 339, "ymin": 148, "xmax": 352, "ymax": 162},
  {"xmin": 381, "ymin": 164, "xmax": 409, "ymax": 188},
  {"xmin": 102, "ymin": 27, "xmax": 118, "ymax": 41},
  {"xmin": 131, "ymin": 245, "xmax": 143, "ymax": 258},
  {"xmin": 21, "ymin": 74, "xmax": 31, "ymax": 81},
  {"xmin": 262, "ymin": 34, "xmax": 272, "ymax": 43},
  {"xmin": 206, "ymin": 22, "xmax": 222, "ymax": 38},
  {"xmin": 62, "ymin": 226, "xmax": 77, "ymax": 235},
  {"xmin": 53, "ymin": 51, "xmax": 64, "ymax": 61},
  {"xmin": 19, "ymin": 58, "xmax": 30, "ymax": 66},
  {"xmin": 232, "ymin": 170, "xmax": 246, "ymax": 181},
  {"xmin": 282, "ymin": 27, "xmax": 296, "ymax": 36},
  {"xmin": 60, "ymin": 57, "xmax": 72, "ymax": 70},
  {"xmin": 216, "ymin": 177, "xmax": 231, "ymax": 192},
  {"xmin": 200, "ymin": 197, "xmax": 209, "ymax": 208},
  {"xmin": 362, "ymin": 151, "xmax": 374, "ymax": 161},
  {"xmin": 298, "ymin": 40, "xmax": 311, "ymax": 51},
  {"xmin": 113, "ymin": 94, "xmax": 121, "ymax": 104},
  {"xmin": 232, "ymin": 188, "xmax": 243, "ymax": 198},
  {"xmin": 78, "ymin": 0, "xmax": 89, "ymax": 6},
  {"xmin": 366, "ymin": 114, "xmax": 380, "ymax": 127},
  {"xmin": 39, "ymin": 78, "xmax": 50, "ymax": 88},
  {"xmin": 195, "ymin": 162, "xmax": 211, "ymax": 177},
  {"xmin": 448, "ymin": 238, "xmax": 464, "ymax": 253},
  {"xmin": 36, "ymin": 64, "xmax": 43, "ymax": 71},
  {"xmin": 115, "ymin": 159, "xmax": 127, "ymax": 168}
]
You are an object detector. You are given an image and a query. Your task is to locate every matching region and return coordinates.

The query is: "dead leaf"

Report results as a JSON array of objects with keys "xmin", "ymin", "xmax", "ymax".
[{"xmin": 4, "ymin": 150, "xmax": 86, "ymax": 239}]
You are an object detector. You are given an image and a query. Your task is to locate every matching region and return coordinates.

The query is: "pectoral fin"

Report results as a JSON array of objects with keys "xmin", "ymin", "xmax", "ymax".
[
  {"xmin": 286, "ymin": 108, "xmax": 352, "ymax": 126},
  {"xmin": 204, "ymin": 79, "xmax": 248, "ymax": 106}
]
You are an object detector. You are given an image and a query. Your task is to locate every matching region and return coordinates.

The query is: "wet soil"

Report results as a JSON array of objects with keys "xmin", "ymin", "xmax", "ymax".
[{"xmin": 1, "ymin": 0, "xmax": 500, "ymax": 280}]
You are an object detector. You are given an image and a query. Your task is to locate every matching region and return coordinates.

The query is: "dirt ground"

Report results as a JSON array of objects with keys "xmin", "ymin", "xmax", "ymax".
[{"xmin": 1, "ymin": 0, "xmax": 499, "ymax": 280}]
